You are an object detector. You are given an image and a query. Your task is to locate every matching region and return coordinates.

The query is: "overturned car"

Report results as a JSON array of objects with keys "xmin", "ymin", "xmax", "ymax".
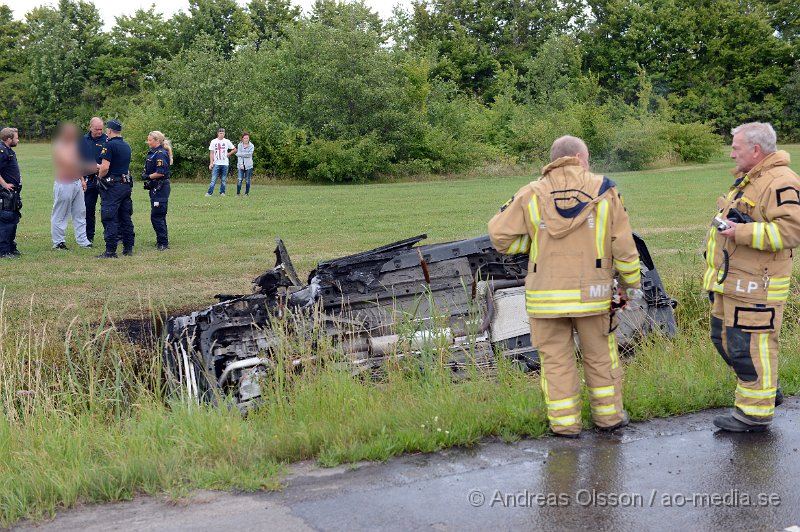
[{"xmin": 163, "ymin": 234, "xmax": 676, "ymax": 410}]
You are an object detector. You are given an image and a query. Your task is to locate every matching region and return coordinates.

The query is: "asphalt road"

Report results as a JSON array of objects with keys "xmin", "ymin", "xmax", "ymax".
[{"xmin": 16, "ymin": 398, "xmax": 800, "ymax": 531}]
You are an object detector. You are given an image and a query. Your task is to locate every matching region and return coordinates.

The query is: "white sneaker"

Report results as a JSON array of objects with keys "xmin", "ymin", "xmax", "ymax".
[
  {"xmin": 220, "ymin": 193, "xmax": 226, "ymax": 196},
  {"xmin": 205, "ymin": 193, "xmax": 212, "ymax": 197}
]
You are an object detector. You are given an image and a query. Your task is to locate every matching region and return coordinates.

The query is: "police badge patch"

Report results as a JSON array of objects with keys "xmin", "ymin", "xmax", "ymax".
[{"xmin": 500, "ymin": 195, "xmax": 514, "ymax": 212}]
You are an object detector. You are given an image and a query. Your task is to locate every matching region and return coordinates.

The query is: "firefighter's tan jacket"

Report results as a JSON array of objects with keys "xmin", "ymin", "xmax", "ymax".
[
  {"xmin": 488, "ymin": 157, "xmax": 641, "ymax": 318},
  {"xmin": 703, "ymin": 150, "xmax": 800, "ymax": 305}
]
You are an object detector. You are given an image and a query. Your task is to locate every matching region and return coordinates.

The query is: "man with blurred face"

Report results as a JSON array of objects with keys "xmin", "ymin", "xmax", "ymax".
[
  {"xmin": 52, "ymin": 122, "xmax": 92, "ymax": 250},
  {"xmin": 703, "ymin": 122, "xmax": 800, "ymax": 432}
]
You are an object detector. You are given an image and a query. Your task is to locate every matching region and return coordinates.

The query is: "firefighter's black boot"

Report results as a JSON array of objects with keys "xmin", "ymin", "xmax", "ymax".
[
  {"xmin": 713, "ymin": 414, "xmax": 768, "ymax": 433},
  {"xmin": 596, "ymin": 410, "xmax": 630, "ymax": 432}
]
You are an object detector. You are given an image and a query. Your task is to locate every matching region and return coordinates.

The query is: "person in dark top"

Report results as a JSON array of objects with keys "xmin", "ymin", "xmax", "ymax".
[
  {"xmin": 96, "ymin": 119, "xmax": 134, "ymax": 258},
  {"xmin": 80, "ymin": 117, "xmax": 107, "ymax": 243},
  {"xmin": 143, "ymin": 131, "xmax": 172, "ymax": 250},
  {"xmin": 0, "ymin": 127, "xmax": 23, "ymax": 257}
]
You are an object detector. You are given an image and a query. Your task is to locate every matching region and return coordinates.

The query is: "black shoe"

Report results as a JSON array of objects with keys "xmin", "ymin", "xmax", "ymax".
[
  {"xmin": 553, "ymin": 431, "xmax": 580, "ymax": 439},
  {"xmin": 156, "ymin": 244, "xmax": 169, "ymax": 251},
  {"xmin": 10, "ymin": 249, "xmax": 21, "ymax": 256},
  {"xmin": 713, "ymin": 414, "xmax": 768, "ymax": 433},
  {"xmin": 96, "ymin": 251, "xmax": 118, "ymax": 259},
  {"xmin": 596, "ymin": 410, "xmax": 630, "ymax": 432},
  {"xmin": 122, "ymin": 248, "xmax": 133, "ymax": 256},
  {"xmin": 53, "ymin": 242, "xmax": 68, "ymax": 250},
  {"xmin": 775, "ymin": 385, "xmax": 784, "ymax": 407}
]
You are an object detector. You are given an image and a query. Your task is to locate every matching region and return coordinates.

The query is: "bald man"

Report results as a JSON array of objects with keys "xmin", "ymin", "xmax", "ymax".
[
  {"xmin": 488, "ymin": 136, "xmax": 641, "ymax": 438},
  {"xmin": 80, "ymin": 117, "xmax": 107, "ymax": 243}
]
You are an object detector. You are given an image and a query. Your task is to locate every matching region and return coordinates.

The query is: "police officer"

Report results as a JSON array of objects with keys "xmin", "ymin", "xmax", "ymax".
[
  {"xmin": 143, "ymin": 131, "xmax": 172, "ymax": 250},
  {"xmin": 704, "ymin": 122, "xmax": 800, "ymax": 432},
  {"xmin": 488, "ymin": 136, "xmax": 641, "ymax": 438},
  {"xmin": 0, "ymin": 127, "xmax": 22, "ymax": 257},
  {"xmin": 80, "ymin": 117, "xmax": 108, "ymax": 244},
  {"xmin": 96, "ymin": 119, "xmax": 134, "ymax": 258}
]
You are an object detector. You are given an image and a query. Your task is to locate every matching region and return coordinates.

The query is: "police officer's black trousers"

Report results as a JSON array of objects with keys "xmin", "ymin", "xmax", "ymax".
[
  {"xmin": 150, "ymin": 181, "xmax": 170, "ymax": 247},
  {"xmin": 99, "ymin": 182, "xmax": 134, "ymax": 253},
  {"xmin": 84, "ymin": 180, "xmax": 99, "ymax": 242},
  {"xmin": 0, "ymin": 210, "xmax": 20, "ymax": 255}
]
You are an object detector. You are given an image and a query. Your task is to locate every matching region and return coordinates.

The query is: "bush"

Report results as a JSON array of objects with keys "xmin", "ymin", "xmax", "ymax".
[
  {"xmin": 300, "ymin": 134, "xmax": 394, "ymax": 183},
  {"xmin": 605, "ymin": 118, "xmax": 670, "ymax": 171},
  {"xmin": 664, "ymin": 122, "xmax": 721, "ymax": 163}
]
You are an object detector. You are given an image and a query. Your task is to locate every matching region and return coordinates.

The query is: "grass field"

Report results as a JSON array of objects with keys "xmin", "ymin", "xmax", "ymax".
[{"xmin": 1, "ymin": 143, "xmax": 800, "ymax": 526}]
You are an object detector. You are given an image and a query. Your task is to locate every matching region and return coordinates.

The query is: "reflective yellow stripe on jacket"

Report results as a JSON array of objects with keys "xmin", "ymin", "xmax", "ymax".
[
  {"xmin": 614, "ymin": 258, "xmax": 641, "ymax": 285},
  {"xmin": 525, "ymin": 289, "xmax": 611, "ymax": 315},
  {"xmin": 751, "ymin": 222, "xmax": 784, "ymax": 251},
  {"xmin": 595, "ymin": 199, "xmax": 609, "ymax": 259},
  {"xmin": 702, "ymin": 227, "xmax": 724, "ymax": 293},
  {"xmin": 506, "ymin": 234, "xmax": 531, "ymax": 255},
  {"xmin": 528, "ymin": 195, "xmax": 540, "ymax": 263},
  {"xmin": 768, "ymin": 277, "xmax": 790, "ymax": 302}
]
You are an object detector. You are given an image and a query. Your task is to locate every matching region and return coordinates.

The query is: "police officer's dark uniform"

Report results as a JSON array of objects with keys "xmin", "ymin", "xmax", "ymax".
[
  {"xmin": 97, "ymin": 120, "xmax": 135, "ymax": 258},
  {"xmin": 144, "ymin": 144, "xmax": 171, "ymax": 250},
  {"xmin": 80, "ymin": 128, "xmax": 107, "ymax": 243},
  {"xmin": 0, "ymin": 136, "xmax": 22, "ymax": 257}
]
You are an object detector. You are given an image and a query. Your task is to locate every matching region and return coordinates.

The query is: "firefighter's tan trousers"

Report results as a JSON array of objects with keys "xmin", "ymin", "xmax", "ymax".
[
  {"xmin": 710, "ymin": 293, "xmax": 782, "ymax": 425},
  {"xmin": 531, "ymin": 314, "xmax": 625, "ymax": 436}
]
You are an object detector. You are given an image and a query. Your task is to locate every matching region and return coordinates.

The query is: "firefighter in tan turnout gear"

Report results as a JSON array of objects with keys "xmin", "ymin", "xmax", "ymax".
[
  {"xmin": 488, "ymin": 136, "xmax": 641, "ymax": 438},
  {"xmin": 704, "ymin": 122, "xmax": 800, "ymax": 433}
]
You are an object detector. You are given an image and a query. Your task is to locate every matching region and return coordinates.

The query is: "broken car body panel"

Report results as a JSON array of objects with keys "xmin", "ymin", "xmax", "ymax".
[{"xmin": 163, "ymin": 234, "xmax": 676, "ymax": 410}]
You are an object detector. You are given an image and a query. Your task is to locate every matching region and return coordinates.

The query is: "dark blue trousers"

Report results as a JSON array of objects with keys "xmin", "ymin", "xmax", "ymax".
[
  {"xmin": 0, "ymin": 210, "xmax": 20, "ymax": 255},
  {"xmin": 150, "ymin": 181, "xmax": 170, "ymax": 247},
  {"xmin": 84, "ymin": 180, "xmax": 99, "ymax": 242},
  {"xmin": 99, "ymin": 182, "xmax": 134, "ymax": 253}
]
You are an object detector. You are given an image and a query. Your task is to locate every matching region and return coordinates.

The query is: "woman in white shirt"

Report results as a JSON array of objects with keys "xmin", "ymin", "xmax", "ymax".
[{"xmin": 236, "ymin": 132, "xmax": 255, "ymax": 196}]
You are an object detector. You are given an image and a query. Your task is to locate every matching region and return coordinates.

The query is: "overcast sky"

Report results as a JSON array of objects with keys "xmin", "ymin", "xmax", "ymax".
[{"xmin": 9, "ymin": 0, "xmax": 410, "ymax": 28}]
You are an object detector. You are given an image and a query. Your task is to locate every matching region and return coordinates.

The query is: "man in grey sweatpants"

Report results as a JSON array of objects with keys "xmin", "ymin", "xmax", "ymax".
[
  {"xmin": 51, "ymin": 122, "xmax": 92, "ymax": 249},
  {"xmin": 52, "ymin": 180, "xmax": 91, "ymax": 248}
]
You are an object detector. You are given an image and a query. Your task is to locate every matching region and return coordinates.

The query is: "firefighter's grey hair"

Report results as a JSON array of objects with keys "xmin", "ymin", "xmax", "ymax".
[
  {"xmin": 732, "ymin": 122, "xmax": 777, "ymax": 154},
  {"xmin": 549, "ymin": 135, "xmax": 588, "ymax": 162}
]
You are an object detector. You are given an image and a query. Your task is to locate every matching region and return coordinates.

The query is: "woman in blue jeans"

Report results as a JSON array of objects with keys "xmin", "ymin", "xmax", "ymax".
[{"xmin": 236, "ymin": 132, "xmax": 255, "ymax": 196}]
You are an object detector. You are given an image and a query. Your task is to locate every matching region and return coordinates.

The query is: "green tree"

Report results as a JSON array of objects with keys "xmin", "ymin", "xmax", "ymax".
[
  {"xmin": 403, "ymin": 0, "xmax": 581, "ymax": 97},
  {"xmin": 582, "ymin": 0, "xmax": 793, "ymax": 133},
  {"xmin": 763, "ymin": 0, "xmax": 800, "ymax": 53},
  {"xmin": 173, "ymin": 0, "xmax": 252, "ymax": 57},
  {"xmin": 0, "ymin": 6, "xmax": 30, "ymax": 131},
  {"xmin": 781, "ymin": 63, "xmax": 800, "ymax": 137},
  {"xmin": 267, "ymin": 5, "xmax": 401, "ymax": 141},
  {"xmin": 246, "ymin": 0, "xmax": 301, "ymax": 49},
  {"xmin": 25, "ymin": 0, "xmax": 104, "ymax": 133},
  {"xmin": 89, "ymin": 7, "xmax": 179, "ymax": 97}
]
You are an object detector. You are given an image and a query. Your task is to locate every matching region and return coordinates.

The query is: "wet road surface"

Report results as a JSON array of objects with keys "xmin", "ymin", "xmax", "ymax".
[{"xmin": 16, "ymin": 398, "xmax": 800, "ymax": 531}]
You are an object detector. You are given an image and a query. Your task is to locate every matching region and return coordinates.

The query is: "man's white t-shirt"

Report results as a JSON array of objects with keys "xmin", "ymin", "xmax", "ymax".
[{"xmin": 209, "ymin": 138, "xmax": 235, "ymax": 166}]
